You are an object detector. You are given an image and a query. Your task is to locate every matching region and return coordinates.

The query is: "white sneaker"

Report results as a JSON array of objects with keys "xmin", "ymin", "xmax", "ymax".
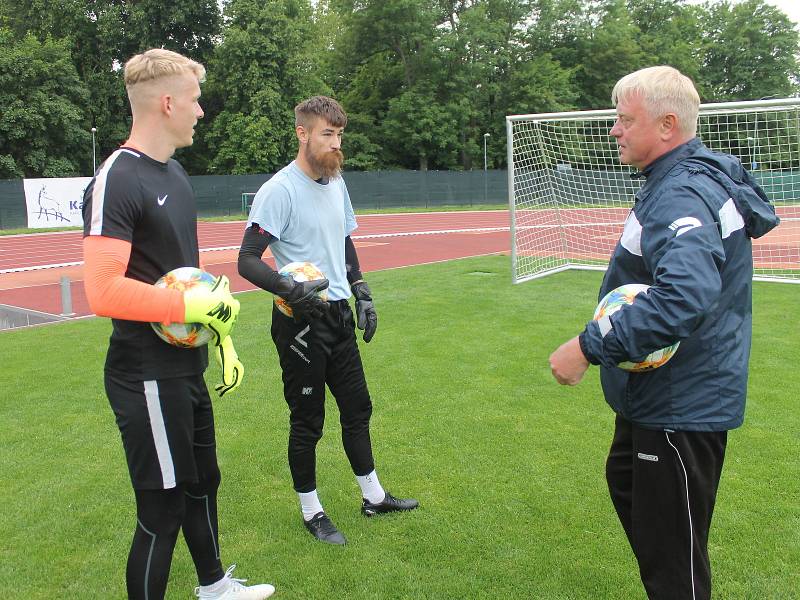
[{"xmin": 194, "ymin": 565, "xmax": 275, "ymax": 599}]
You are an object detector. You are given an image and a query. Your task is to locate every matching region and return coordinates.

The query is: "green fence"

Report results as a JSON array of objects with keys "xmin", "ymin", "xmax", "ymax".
[
  {"xmin": 194, "ymin": 170, "xmax": 509, "ymax": 217},
  {"xmin": 0, "ymin": 180, "xmax": 26, "ymax": 230},
  {"xmin": 0, "ymin": 170, "xmax": 509, "ymax": 229},
  {"xmin": 3, "ymin": 167, "xmax": 798, "ymax": 230}
]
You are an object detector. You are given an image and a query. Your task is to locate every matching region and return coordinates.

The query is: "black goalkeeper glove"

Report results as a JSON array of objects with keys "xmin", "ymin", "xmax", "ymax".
[
  {"xmin": 276, "ymin": 275, "xmax": 330, "ymax": 323},
  {"xmin": 351, "ymin": 280, "xmax": 377, "ymax": 343}
]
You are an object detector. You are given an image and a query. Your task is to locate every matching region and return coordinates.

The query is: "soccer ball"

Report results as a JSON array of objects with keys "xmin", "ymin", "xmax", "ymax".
[
  {"xmin": 150, "ymin": 267, "xmax": 216, "ymax": 348},
  {"xmin": 274, "ymin": 261, "xmax": 328, "ymax": 317},
  {"xmin": 593, "ymin": 283, "xmax": 680, "ymax": 372}
]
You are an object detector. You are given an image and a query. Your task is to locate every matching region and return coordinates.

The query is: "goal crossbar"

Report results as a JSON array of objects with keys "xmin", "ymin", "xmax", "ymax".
[{"xmin": 507, "ymin": 98, "xmax": 800, "ymax": 284}]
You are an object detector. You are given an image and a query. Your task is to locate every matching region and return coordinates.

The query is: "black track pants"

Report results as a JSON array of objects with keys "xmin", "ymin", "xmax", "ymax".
[
  {"xmin": 606, "ymin": 415, "xmax": 727, "ymax": 600},
  {"xmin": 271, "ymin": 300, "xmax": 375, "ymax": 492}
]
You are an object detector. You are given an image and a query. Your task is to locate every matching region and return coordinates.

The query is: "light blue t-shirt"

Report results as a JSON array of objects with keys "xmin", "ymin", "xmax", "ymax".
[{"xmin": 246, "ymin": 161, "xmax": 358, "ymax": 301}]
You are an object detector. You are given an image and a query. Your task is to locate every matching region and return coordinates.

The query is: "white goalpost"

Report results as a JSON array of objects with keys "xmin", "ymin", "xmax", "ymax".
[{"xmin": 507, "ymin": 98, "xmax": 800, "ymax": 283}]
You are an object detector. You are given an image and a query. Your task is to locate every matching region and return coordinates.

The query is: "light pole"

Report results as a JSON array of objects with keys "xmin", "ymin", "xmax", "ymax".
[
  {"xmin": 91, "ymin": 127, "xmax": 97, "ymax": 173},
  {"xmin": 483, "ymin": 133, "xmax": 490, "ymax": 204}
]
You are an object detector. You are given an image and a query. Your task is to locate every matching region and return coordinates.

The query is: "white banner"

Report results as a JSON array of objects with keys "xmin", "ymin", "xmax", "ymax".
[{"xmin": 23, "ymin": 177, "xmax": 91, "ymax": 229}]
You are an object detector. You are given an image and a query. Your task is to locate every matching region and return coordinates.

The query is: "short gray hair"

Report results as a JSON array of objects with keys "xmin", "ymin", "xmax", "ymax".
[{"xmin": 611, "ymin": 66, "xmax": 700, "ymax": 137}]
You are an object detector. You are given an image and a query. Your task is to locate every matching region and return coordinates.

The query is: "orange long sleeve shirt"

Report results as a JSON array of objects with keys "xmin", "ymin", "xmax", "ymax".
[{"xmin": 83, "ymin": 236, "xmax": 186, "ymax": 324}]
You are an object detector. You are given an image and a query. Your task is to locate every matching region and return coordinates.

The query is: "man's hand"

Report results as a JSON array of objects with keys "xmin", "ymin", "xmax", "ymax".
[
  {"xmin": 279, "ymin": 276, "xmax": 330, "ymax": 322},
  {"xmin": 549, "ymin": 336, "xmax": 590, "ymax": 385},
  {"xmin": 214, "ymin": 335, "xmax": 244, "ymax": 397},
  {"xmin": 183, "ymin": 275, "xmax": 240, "ymax": 345},
  {"xmin": 351, "ymin": 281, "xmax": 377, "ymax": 343}
]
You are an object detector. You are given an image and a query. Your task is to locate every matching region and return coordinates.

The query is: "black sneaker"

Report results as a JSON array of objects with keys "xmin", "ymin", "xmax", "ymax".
[
  {"xmin": 303, "ymin": 512, "xmax": 347, "ymax": 545},
  {"xmin": 361, "ymin": 492, "xmax": 419, "ymax": 517}
]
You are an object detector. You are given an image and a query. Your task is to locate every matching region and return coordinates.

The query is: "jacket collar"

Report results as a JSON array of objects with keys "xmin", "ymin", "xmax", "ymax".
[{"xmin": 632, "ymin": 138, "xmax": 703, "ymax": 202}]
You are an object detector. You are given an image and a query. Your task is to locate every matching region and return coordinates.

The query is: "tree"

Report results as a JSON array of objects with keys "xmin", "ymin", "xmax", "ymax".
[
  {"xmin": 2, "ymin": 0, "xmax": 798, "ymax": 178},
  {"xmin": 626, "ymin": 0, "xmax": 704, "ymax": 89},
  {"xmin": 327, "ymin": 0, "xmax": 445, "ymax": 169},
  {"xmin": 436, "ymin": 0, "xmax": 525, "ymax": 170},
  {"xmin": 81, "ymin": 0, "xmax": 222, "ymax": 172},
  {"xmin": 202, "ymin": 0, "xmax": 330, "ymax": 174},
  {"xmin": 328, "ymin": 0, "xmax": 571, "ymax": 170},
  {"xmin": 443, "ymin": 0, "xmax": 578, "ymax": 169},
  {"xmin": 0, "ymin": 0, "xmax": 223, "ymax": 173},
  {"xmin": 339, "ymin": 113, "xmax": 384, "ymax": 170},
  {"xmin": 120, "ymin": 0, "xmax": 221, "ymax": 66},
  {"xmin": 500, "ymin": 52, "xmax": 577, "ymax": 117},
  {"xmin": 381, "ymin": 89, "xmax": 461, "ymax": 170},
  {"xmin": 0, "ymin": 30, "xmax": 91, "ymax": 178},
  {"xmin": 565, "ymin": 0, "xmax": 650, "ymax": 109},
  {"xmin": 698, "ymin": 0, "xmax": 799, "ymax": 101}
]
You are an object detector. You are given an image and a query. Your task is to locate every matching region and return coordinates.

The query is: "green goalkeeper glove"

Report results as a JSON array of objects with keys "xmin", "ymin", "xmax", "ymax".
[
  {"xmin": 351, "ymin": 280, "xmax": 377, "ymax": 343},
  {"xmin": 214, "ymin": 335, "xmax": 244, "ymax": 397},
  {"xmin": 183, "ymin": 275, "xmax": 240, "ymax": 345}
]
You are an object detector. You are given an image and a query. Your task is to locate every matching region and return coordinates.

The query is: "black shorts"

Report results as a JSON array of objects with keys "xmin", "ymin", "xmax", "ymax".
[{"xmin": 104, "ymin": 372, "xmax": 216, "ymax": 490}]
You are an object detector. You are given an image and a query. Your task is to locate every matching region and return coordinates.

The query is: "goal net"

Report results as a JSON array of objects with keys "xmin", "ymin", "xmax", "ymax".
[
  {"xmin": 507, "ymin": 98, "xmax": 800, "ymax": 283},
  {"xmin": 241, "ymin": 192, "xmax": 257, "ymax": 214}
]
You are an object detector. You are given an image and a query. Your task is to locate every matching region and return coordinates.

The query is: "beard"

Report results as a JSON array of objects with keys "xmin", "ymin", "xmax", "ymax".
[{"xmin": 306, "ymin": 146, "xmax": 344, "ymax": 180}]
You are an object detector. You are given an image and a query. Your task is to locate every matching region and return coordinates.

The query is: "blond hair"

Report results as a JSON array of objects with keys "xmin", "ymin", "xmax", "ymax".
[
  {"xmin": 295, "ymin": 96, "xmax": 347, "ymax": 130},
  {"xmin": 124, "ymin": 48, "xmax": 206, "ymax": 89},
  {"xmin": 611, "ymin": 66, "xmax": 700, "ymax": 136}
]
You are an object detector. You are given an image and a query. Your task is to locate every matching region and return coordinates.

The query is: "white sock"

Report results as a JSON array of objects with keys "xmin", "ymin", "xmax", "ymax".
[
  {"xmin": 356, "ymin": 470, "xmax": 386, "ymax": 504},
  {"xmin": 199, "ymin": 574, "xmax": 228, "ymax": 594},
  {"xmin": 298, "ymin": 489, "xmax": 324, "ymax": 521}
]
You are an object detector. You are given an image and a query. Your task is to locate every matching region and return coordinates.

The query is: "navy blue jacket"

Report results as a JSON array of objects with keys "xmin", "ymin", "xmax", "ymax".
[{"xmin": 579, "ymin": 138, "xmax": 779, "ymax": 431}]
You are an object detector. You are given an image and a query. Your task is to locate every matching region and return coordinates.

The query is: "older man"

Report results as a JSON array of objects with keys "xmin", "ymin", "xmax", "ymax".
[{"xmin": 549, "ymin": 66, "xmax": 779, "ymax": 599}]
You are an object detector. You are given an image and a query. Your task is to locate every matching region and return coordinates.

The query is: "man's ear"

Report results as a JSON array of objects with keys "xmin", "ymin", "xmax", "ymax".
[
  {"xmin": 160, "ymin": 93, "xmax": 173, "ymax": 116},
  {"xmin": 661, "ymin": 113, "xmax": 678, "ymax": 140},
  {"xmin": 296, "ymin": 124, "xmax": 308, "ymax": 144}
]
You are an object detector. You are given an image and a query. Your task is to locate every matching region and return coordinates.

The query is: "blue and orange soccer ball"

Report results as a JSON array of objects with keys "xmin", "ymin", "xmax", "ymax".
[
  {"xmin": 593, "ymin": 283, "xmax": 680, "ymax": 372},
  {"xmin": 150, "ymin": 267, "xmax": 216, "ymax": 348},
  {"xmin": 273, "ymin": 261, "xmax": 328, "ymax": 317}
]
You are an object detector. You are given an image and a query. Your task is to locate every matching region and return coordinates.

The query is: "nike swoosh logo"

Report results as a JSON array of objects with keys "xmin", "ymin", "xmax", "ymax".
[{"xmin": 157, "ymin": 195, "xmax": 168, "ymax": 206}]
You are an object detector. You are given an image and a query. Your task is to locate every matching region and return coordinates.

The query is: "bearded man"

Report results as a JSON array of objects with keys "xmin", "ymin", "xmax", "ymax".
[{"xmin": 237, "ymin": 96, "xmax": 418, "ymax": 545}]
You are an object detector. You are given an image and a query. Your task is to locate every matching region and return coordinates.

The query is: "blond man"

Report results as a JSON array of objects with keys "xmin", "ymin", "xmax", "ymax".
[{"xmin": 82, "ymin": 48, "xmax": 273, "ymax": 599}]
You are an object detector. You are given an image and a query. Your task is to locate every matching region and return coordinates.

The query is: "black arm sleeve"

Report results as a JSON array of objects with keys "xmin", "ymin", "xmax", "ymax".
[
  {"xmin": 345, "ymin": 235, "xmax": 363, "ymax": 284},
  {"xmin": 238, "ymin": 224, "xmax": 292, "ymax": 295}
]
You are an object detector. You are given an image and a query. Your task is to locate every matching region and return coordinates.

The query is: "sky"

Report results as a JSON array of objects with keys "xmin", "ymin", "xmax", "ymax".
[
  {"xmin": 687, "ymin": 0, "xmax": 800, "ymax": 27},
  {"xmin": 760, "ymin": 1, "xmax": 800, "ymax": 26}
]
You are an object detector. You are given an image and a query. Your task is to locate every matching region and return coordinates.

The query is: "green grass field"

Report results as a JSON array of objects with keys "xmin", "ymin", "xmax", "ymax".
[{"xmin": 1, "ymin": 255, "xmax": 797, "ymax": 599}]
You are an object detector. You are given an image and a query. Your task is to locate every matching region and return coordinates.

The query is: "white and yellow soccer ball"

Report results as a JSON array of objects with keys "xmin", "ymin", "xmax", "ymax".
[
  {"xmin": 273, "ymin": 261, "xmax": 328, "ymax": 317},
  {"xmin": 151, "ymin": 267, "xmax": 217, "ymax": 348},
  {"xmin": 593, "ymin": 283, "xmax": 680, "ymax": 372}
]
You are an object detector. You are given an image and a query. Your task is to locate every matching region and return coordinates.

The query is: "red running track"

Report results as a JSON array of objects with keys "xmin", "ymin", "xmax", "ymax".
[{"xmin": 0, "ymin": 211, "xmax": 511, "ymax": 319}]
